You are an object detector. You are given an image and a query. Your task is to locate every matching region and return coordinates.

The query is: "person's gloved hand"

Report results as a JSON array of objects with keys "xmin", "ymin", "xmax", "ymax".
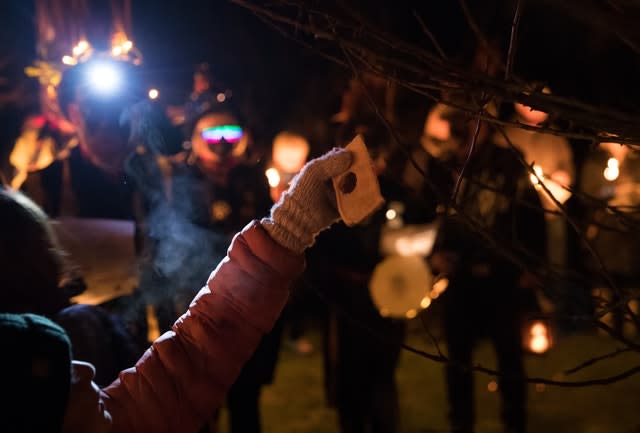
[{"xmin": 261, "ymin": 147, "xmax": 353, "ymax": 254}]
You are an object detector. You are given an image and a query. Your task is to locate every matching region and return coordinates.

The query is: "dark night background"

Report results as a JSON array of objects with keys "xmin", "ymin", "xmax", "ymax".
[{"xmin": 1, "ymin": 0, "xmax": 639, "ymax": 163}]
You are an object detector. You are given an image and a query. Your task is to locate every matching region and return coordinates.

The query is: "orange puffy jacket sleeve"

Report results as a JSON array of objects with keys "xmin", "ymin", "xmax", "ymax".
[{"xmin": 101, "ymin": 221, "xmax": 304, "ymax": 433}]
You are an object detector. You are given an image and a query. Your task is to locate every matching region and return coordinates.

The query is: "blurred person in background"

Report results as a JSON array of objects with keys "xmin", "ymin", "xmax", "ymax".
[
  {"xmin": 425, "ymin": 99, "xmax": 546, "ymax": 433},
  {"xmin": 308, "ymin": 74, "xmax": 414, "ymax": 433},
  {"xmin": 310, "ymin": 126, "xmax": 408, "ymax": 433},
  {"xmin": 493, "ymin": 88, "xmax": 574, "ymax": 270},
  {"xmin": 163, "ymin": 108, "xmax": 282, "ymax": 433},
  {"xmin": 167, "ymin": 62, "xmax": 229, "ymax": 139},
  {"xmin": 492, "ymin": 90, "xmax": 576, "ymax": 330},
  {"xmin": 578, "ymin": 140, "xmax": 640, "ymax": 338}
]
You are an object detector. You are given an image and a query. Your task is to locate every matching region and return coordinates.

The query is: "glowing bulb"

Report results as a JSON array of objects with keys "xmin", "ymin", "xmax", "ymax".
[
  {"xmin": 528, "ymin": 321, "xmax": 550, "ymax": 354},
  {"xmin": 122, "ymin": 40, "xmax": 133, "ymax": 51},
  {"xmin": 405, "ymin": 309, "xmax": 418, "ymax": 319},
  {"xmin": 148, "ymin": 88, "xmax": 159, "ymax": 99},
  {"xmin": 216, "ymin": 92, "xmax": 226, "ymax": 102},
  {"xmin": 529, "ymin": 335, "xmax": 550, "ymax": 354},
  {"xmin": 112, "ymin": 46, "xmax": 123, "ymax": 56},
  {"xmin": 420, "ymin": 296, "xmax": 431, "ymax": 309},
  {"xmin": 431, "ymin": 277, "xmax": 449, "ymax": 298},
  {"xmin": 73, "ymin": 40, "xmax": 89, "ymax": 56},
  {"xmin": 265, "ymin": 168, "xmax": 280, "ymax": 187},
  {"xmin": 604, "ymin": 158, "xmax": 620, "ymax": 181},
  {"xmin": 62, "ymin": 55, "xmax": 76, "ymax": 65},
  {"xmin": 487, "ymin": 381, "xmax": 498, "ymax": 392},
  {"xmin": 531, "ymin": 322, "xmax": 546, "ymax": 336},
  {"xmin": 385, "ymin": 209, "xmax": 397, "ymax": 220}
]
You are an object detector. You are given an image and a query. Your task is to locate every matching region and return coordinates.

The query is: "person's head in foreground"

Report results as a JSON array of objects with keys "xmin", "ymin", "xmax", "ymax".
[
  {"xmin": 0, "ymin": 313, "xmax": 111, "ymax": 433},
  {"xmin": 0, "ymin": 187, "xmax": 80, "ymax": 315}
]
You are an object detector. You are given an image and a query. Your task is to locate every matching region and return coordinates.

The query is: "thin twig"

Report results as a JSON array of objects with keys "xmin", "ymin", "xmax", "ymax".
[
  {"xmin": 564, "ymin": 347, "xmax": 634, "ymax": 375},
  {"xmin": 449, "ymin": 116, "xmax": 481, "ymax": 207},
  {"xmin": 412, "ymin": 10, "xmax": 448, "ymax": 60},
  {"xmin": 505, "ymin": 0, "xmax": 523, "ymax": 81}
]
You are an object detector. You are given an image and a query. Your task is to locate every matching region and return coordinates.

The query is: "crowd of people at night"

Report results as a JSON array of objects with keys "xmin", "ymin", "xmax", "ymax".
[{"xmin": 1, "ymin": 7, "xmax": 639, "ymax": 433}]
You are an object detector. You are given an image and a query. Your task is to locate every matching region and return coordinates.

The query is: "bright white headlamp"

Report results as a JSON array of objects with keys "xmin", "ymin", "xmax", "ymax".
[{"xmin": 86, "ymin": 61, "xmax": 122, "ymax": 95}]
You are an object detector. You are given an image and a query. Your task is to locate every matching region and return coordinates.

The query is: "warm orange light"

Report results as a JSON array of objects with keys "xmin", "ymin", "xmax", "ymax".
[
  {"xmin": 72, "ymin": 40, "xmax": 90, "ymax": 56},
  {"xmin": 527, "ymin": 320, "xmax": 551, "ymax": 354},
  {"xmin": 604, "ymin": 158, "xmax": 620, "ymax": 181},
  {"xmin": 62, "ymin": 55, "xmax": 77, "ymax": 65},
  {"xmin": 272, "ymin": 132, "xmax": 310, "ymax": 173},
  {"xmin": 265, "ymin": 167, "xmax": 280, "ymax": 188},
  {"xmin": 430, "ymin": 277, "xmax": 449, "ymax": 299},
  {"xmin": 529, "ymin": 165, "xmax": 544, "ymax": 185}
]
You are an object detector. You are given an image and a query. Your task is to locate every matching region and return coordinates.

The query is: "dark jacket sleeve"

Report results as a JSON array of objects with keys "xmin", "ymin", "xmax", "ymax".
[{"xmin": 102, "ymin": 220, "xmax": 305, "ymax": 433}]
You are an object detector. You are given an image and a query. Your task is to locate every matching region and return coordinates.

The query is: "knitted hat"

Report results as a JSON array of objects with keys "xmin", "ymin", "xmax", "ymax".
[{"xmin": 0, "ymin": 313, "xmax": 72, "ymax": 433}]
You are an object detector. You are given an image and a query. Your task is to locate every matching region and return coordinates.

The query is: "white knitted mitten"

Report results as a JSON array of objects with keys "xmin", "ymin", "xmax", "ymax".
[{"xmin": 261, "ymin": 147, "xmax": 352, "ymax": 254}]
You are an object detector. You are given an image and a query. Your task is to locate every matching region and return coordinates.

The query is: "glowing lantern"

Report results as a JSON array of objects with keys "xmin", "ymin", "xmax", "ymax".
[
  {"xmin": 380, "ymin": 220, "xmax": 439, "ymax": 257},
  {"xmin": 148, "ymin": 88, "xmax": 159, "ymax": 100},
  {"xmin": 369, "ymin": 255, "xmax": 433, "ymax": 319},
  {"xmin": 524, "ymin": 319, "xmax": 552, "ymax": 354},
  {"xmin": 269, "ymin": 132, "xmax": 310, "ymax": 202},
  {"xmin": 272, "ymin": 132, "xmax": 310, "ymax": 174},
  {"xmin": 604, "ymin": 157, "xmax": 620, "ymax": 181},
  {"xmin": 514, "ymin": 86, "xmax": 552, "ymax": 126}
]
